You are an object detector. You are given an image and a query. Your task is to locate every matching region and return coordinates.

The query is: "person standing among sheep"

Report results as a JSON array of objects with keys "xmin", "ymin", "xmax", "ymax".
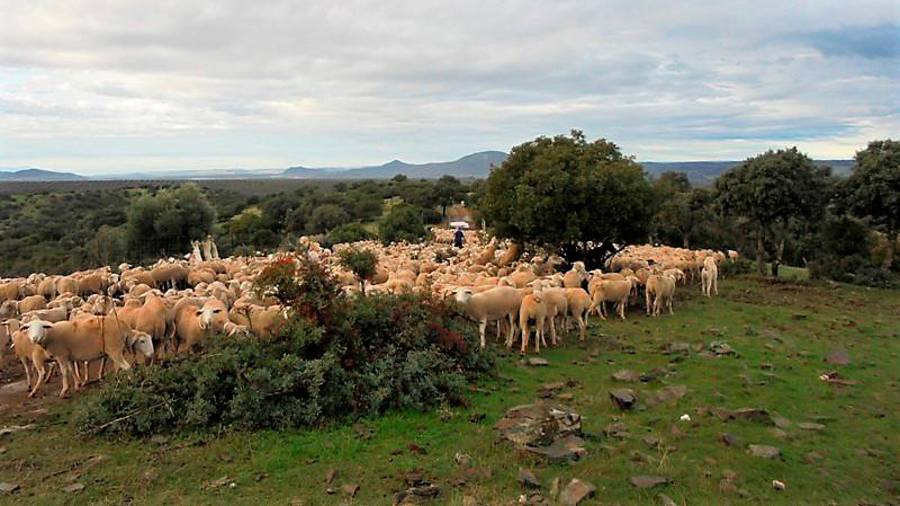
[{"xmin": 453, "ymin": 227, "xmax": 465, "ymax": 249}]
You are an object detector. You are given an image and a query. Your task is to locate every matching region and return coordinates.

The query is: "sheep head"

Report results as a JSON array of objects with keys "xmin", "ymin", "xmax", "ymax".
[{"xmin": 24, "ymin": 319, "xmax": 53, "ymax": 344}]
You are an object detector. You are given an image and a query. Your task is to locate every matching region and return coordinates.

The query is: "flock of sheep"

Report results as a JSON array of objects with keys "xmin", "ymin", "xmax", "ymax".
[{"xmin": 0, "ymin": 231, "xmax": 731, "ymax": 400}]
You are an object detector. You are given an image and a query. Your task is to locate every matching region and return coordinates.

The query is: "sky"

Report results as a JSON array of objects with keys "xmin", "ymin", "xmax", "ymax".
[{"xmin": 0, "ymin": 1, "xmax": 898, "ymax": 175}]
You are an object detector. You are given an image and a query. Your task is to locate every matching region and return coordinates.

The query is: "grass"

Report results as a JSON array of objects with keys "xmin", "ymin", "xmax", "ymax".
[{"xmin": 0, "ymin": 275, "xmax": 898, "ymax": 505}]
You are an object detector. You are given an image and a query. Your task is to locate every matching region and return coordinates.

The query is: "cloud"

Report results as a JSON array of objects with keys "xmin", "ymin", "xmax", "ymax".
[{"xmin": 0, "ymin": 0, "xmax": 898, "ymax": 173}]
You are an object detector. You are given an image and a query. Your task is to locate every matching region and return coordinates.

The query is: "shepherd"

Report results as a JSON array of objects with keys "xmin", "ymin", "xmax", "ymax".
[{"xmin": 453, "ymin": 226, "xmax": 465, "ymax": 249}]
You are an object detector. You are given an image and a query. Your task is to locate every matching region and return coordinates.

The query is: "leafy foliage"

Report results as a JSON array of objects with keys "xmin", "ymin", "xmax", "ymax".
[
  {"xmin": 338, "ymin": 247, "xmax": 378, "ymax": 293},
  {"xmin": 126, "ymin": 184, "xmax": 216, "ymax": 259},
  {"xmin": 479, "ymin": 130, "xmax": 654, "ymax": 248},
  {"xmin": 75, "ymin": 257, "xmax": 493, "ymax": 437},
  {"xmin": 379, "ymin": 203, "xmax": 427, "ymax": 244},
  {"xmin": 326, "ymin": 222, "xmax": 374, "ymax": 246},
  {"xmin": 715, "ymin": 148, "xmax": 832, "ymax": 276}
]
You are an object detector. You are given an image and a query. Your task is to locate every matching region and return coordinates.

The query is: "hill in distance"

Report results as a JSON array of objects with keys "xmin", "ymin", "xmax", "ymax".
[
  {"xmin": 1, "ymin": 154, "xmax": 854, "ymax": 182},
  {"xmin": 0, "ymin": 168, "xmax": 85, "ymax": 181}
]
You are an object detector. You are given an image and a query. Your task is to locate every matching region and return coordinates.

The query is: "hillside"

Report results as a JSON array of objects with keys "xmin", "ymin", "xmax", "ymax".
[
  {"xmin": 283, "ymin": 150, "xmax": 508, "ymax": 179},
  {"xmin": 642, "ymin": 160, "xmax": 855, "ymax": 185},
  {"xmin": 0, "ymin": 168, "xmax": 85, "ymax": 181}
]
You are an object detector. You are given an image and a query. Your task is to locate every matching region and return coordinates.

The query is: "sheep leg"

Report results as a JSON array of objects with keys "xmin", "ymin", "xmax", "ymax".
[
  {"xmin": 520, "ymin": 323, "xmax": 529, "ymax": 354},
  {"xmin": 99, "ymin": 357, "xmax": 106, "ymax": 380},
  {"xmin": 20, "ymin": 358, "xmax": 33, "ymax": 390},
  {"xmin": 505, "ymin": 313, "xmax": 516, "ymax": 348},
  {"xmin": 576, "ymin": 312, "xmax": 586, "ymax": 341},
  {"xmin": 58, "ymin": 360, "xmax": 72, "ymax": 398},
  {"xmin": 713, "ymin": 277, "xmax": 718, "ymax": 295},
  {"xmin": 478, "ymin": 320, "xmax": 487, "ymax": 349},
  {"xmin": 548, "ymin": 315, "xmax": 558, "ymax": 346},
  {"xmin": 618, "ymin": 300, "xmax": 626, "ymax": 320}
]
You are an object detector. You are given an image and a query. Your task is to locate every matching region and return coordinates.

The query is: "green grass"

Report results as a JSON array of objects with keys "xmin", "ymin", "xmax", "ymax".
[{"xmin": 1, "ymin": 276, "xmax": 898, "ymax": 505}]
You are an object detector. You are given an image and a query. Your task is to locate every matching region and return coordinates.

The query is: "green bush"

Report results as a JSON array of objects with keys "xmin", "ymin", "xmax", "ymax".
[
  {"xmin": 74, "ymin": 256, "xmax": 494, "ymax": 437},
  {"xmin": 719, "ymin": 257, "xmax": 754, "ymax": 277},
  {"xmin": 809, "ymin": 254, "xmax": 897, "ymax": 288},
  {"xmin": 379, "ymin": 203, "xmax": 426, "ymax": 244},
  {"xmin": 326, "ymin": 222, "xmax": 373, "ymax": 246}
]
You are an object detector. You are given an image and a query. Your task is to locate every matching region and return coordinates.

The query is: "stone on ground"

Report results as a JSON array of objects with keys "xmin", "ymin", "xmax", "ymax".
[{"xmin": 559, "ymin": 478, "xmax": 595, "ymax": 506}]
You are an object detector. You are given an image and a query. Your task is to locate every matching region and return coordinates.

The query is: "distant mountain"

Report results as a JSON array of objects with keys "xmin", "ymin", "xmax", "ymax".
[
  {"xmin": 0, "ymin": 168, "xmax": 85, "ymax": 181},
  {"xmin": 283, "ymin": 151, "xmax": 509, "ymax": 179},
  {"xmin": 641, "ymin": 159, "xmax": 854, "ymax": 184}
]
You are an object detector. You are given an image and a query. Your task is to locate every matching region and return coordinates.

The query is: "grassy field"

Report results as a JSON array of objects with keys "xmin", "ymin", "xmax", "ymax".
[{"xmin": 0, "ymin": 275, "xmax": 897, "ymax": 505}]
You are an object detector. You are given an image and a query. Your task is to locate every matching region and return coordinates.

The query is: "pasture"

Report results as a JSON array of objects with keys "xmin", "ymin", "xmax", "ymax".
[{"xmin": 0, "ymin": 274, "xmax": 897, "ymax": 505}]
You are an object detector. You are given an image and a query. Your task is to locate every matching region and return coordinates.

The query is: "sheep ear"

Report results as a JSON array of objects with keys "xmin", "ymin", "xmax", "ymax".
[{"xmin": 195, "ymin": 309, "xmax": 204, "ymax": 316}]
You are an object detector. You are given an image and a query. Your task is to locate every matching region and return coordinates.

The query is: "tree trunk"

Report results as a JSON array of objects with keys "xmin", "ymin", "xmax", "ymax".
[
  {"xmin": 359, "ymin": 279, "xmax": 366, "ymax": 296},
  {"xmin": 882, "ymin": 231, "xmax": 897, "ymax": 272},
  {"xmin": 756, "ymin": 229, "xmax": 766, "ymax": 276},
  {"xmin": 682, "ymin": 235, "xmax": 690, "ymax": 249},
  {"xmin": 772, "ymin": 239, "xmax": 785, "ymax": 278}
]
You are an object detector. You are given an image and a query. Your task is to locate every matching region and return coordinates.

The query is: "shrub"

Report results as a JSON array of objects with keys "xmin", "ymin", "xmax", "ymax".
[
  {"xmin": 326, "ymin": 223, "xmax": 373, "ymax": 245},
  {"xmin": 719, "ymin": 257, "xmax": 754, "ymax": 277},
  {"xmin": 338, "ymin": 247, "xmax": 378, "ymax": 293},
  {"xmin": 379, "ymin": 203, "xmax": 426, "ymax": 244},
  {"xmin": 74, "ymin": 256, "xmax": 494, "ymax": 437},
  {"xmin": 809, "ymin": 254, "xmax": 897, "ymax": 288}
]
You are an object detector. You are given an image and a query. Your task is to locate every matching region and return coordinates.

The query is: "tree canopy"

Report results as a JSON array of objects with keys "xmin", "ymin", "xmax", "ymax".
[
  {"xmin": 842, "ymin": 139, "xmax": 899, "ymax": 269},
  {"xmin": 126, "ymin": 184, "xmax": 216, "ymax": 259},
  {"xmin": 479, "ymin": 130, "xmax": 654, "ymax": 249},
  {"xmin": 715, "ymin": 147, "xmax": 831, "ymax": 275}
]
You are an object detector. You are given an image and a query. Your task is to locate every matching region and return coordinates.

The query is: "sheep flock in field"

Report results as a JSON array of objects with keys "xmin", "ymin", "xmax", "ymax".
[{"xmin": 0, "ymin": 231, "xmax": 733, "ymax": 399}]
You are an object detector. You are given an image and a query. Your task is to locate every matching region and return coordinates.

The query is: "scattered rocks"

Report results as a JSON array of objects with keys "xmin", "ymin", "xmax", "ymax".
[
  {"xmin": 527, "ymin": 358, "xmax": 549, "ymax": 367},
  {"xmin": 609, "ymin": 389, "xmax": 638, "ymax": 410},
  {"xmin": 629, "ymin": 475, "xmax": 669, "ymax": 489},
  {"xmin": 495, "ymin": 403, "xmax": 586, "ymax": 461},
  {"xmin": 772, "ymin": 415, "xmax": 791, "ymax": 429},
  {"xmin": 768, "ymin": 428, "xmax": 789, "ymax": 440},
  {"xmin": 798, "ymin": 422, "xmax": 826, "ymax": 431},
  {"xmin": 825, "ymin": 349, "xmax": 851, "ymax": 365},
  {"xmin": 202, "ymin": 476, "xmax": 235, "ymax": 491},
  {"xmin": 772, "ymin": 479, "xmax": 786, "ymax": 491},
  {"xmin": 0, "ymin": 381, "xmax": 29, "ymax": 395},
  {"xmin": 394, "ymin": 482, "xmax": 440, "ymax": 505},
  {"xmin": 714, "ymin": 407, "xmax": 774, "ymax": 425},
  {"xmin": 748, "ymin": 444, "xmax": 781, "ymax": 459},
  {"xmin": 559, "ymin": 478, "xmax": 595, "ymax": 505},
  {"xmin": 642, "ymin": 435, "xmax": 660, "ymax": 449},
  {"xmin": 518, "ymin": 468, "xmax": 541, "ymax": 489},
  {"xmin": 604, "ymin": 421, "xmax": 631, "ymax": 440},
  {"xmin": 0, "ymin": 482, "xmax": 20, "ymax": 494},
  {"xmin": 804, "ymin": 451, "xmax": 825, "ymax": 463},
  {"xmin": 819, "ymin": 371, "xmax": 858, "ymax": 386},
  {"xmin": 407, "ymin": 443, "xmax": 428, "ymax": 455},
  {"xmin": 325, "ymin": 468, "xmax": 337, "ymax": 485},
  {"xmin": 612, "ymin": 369, "xmax": 641, "ymax": 382},
  {"xmin": 454, "ymin": 452, "xmax": 472, "ymax": 467}
]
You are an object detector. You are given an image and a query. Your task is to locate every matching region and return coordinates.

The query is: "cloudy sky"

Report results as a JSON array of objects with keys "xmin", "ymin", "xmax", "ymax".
[{"xmin": 1, "ymin": 1, "xmax": 898, "ymax": 174}]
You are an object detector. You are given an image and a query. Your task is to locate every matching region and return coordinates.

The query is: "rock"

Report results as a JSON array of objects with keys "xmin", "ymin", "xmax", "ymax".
[
  {"xmin": 708, "ymin": 341, "xmax": 736, "ymax": 355},
  {"xmin": 604, "ymin": 421, "xmax": 630, "ymax": 439},
  {"xmin": 630, "ymin": 475, "xmax": 669, "ymax": 489},
  {"xmin": 0, "ymin": 483, "xmax": 20, "ymax": 494},
  {"xmin": 150, "ymin": 435, "xmax": 169, "ymax": 445},
  {"xmin": 663, "ymin": 342, "xmax": 691, "ymax": 354},
  {"xmin": 394, "ymin": 483, "xmax": 440, "ymax": 505},
  {"xmin": 612, "ymin": 369, "xmax": 641, "ymax": 382},
  {"xmin": 658, "ymin": 493, "xmax": 677, "ymax": 506},
  {"xmin": 825, "ymin": 349, "xmax": 851, "ymax": 365},
  {"xmin": 733, "ymin": 407, "xmax": 774, "ymax": 425},
  {"xmin": 643, "ymin": 435, "xmax": 660, "ymax": 449},
  {"xmin": 768, "ymin": 428, "xmax": 789, "ymax": 440},
  {"xmin": 202, "ymin": 476, "xmax": 234, "ymax": 491},
  {"xmin": 772, "ymin": 479, "xmax": 786, "ymax": 490},
  {"xmin": 609, "ymin": 389, "xmax": 638, "ymax": 410},
  {"xmin": 772, "ymin": 415, "xmax": 791, "ymax": 429},
  {"xmin": 495, "ymin": 404, "xmax": 582, "ymax": 449},
  {"xmin": 518, "ymin": 468, "xmax": 541, "ymax": 489},
  {"xmin": 748, "ymin": 444, "xmax": 781, "ymax": 459},
  {"xmin": 0, "ymin": 424, "xmax": 34, "ymax": 436},
  {"xmin": 720, "ymin": 433, "xmax": 739, "ymax": 447},
  {"xmin": 798, "ymin": 422, "xmax": 826, "ymax": 431},
  {"xmin": 353, "ymin": 422, "xmax": 375, "ymax": 440},
  {"xmin": 541, "ymin": 382, "xmax": 565, "ymax": 392},
  {"xmin": 527, "ymin": 358, "xmax": 549, "ymax": 367},
  {"xmin": 454, "ymin": 452, "xmax": 472, "ymax": 467},
  {"xmin": 646, "ymin": 385, "xmax": 687, "ymax": 407},
  {"xmin": 719, "ymin": 479, "xmax": 738, "ymax": 494},
  {"xmin": 468, "ymin": 413, "xmax": 486, "ymax": 424},
  {"xmin": 408, "ymin": 443, "xmax": 428, "ymax": 455},
  {"xmin": 549, "ymin": 477, "xmax": 560, "ymax": 498},
  {"xmin": 62, "ymin": 483, "xmax": 85, "ymax": 494},
  {"xmin": 0, "ymin": 381, "xmax": 29, "ymax": 394},
  {"xmin": 559, "ymin": 479, "xmax": 596, "ymax": 505},
  {"xmin": 342, "ymin": 484, "xmax": 360, "ymax": 497},
  {"xmin": 804, "ymin": 451, "xmax": 824, "ymax": 463},
  {"xmin": 531, "ymin": 435, "xmax": 587, "ymax": 463},
  {"xmin": 325, "ymin": 468, "xmax": 337, "ymax": 485},
  {"xmin": 556, "ymin": 393, "xmax": 574, "ymax": 401}
]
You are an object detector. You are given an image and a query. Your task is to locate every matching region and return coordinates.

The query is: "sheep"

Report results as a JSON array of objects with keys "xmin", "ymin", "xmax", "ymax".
[
  {"xmin": 0, "ymin": 282, "xmax": 21, "ymax": 303},
  {"xmin": 663, "ymin": 268, "xmax": 686, "ymax": 285},
  {"xmin": 539, "ymin": 285, "xmax": 568, "ymax": 345},
  {"xmin": 20, "ymin": 306, "xmax": 69, "ymax": 323},
  {"xmin": 117, "ymin": 294, "xmax": 171, "ymax": 356},
  {"xmin": 701, "ymin": 256, "xmax": 718, "ymax": 297},
  {"xmin": 653, "ymin": 274, "xmax": 677, "ymax": 316},
  {"xmin": 37, "ymin": 276, "xmax": 57, "ymax": 300},
  {"xmin": 589, "ymin": 279, "xmax": 633, "ymax": 320},
  {"xmin": 24, "ymin": 316, "xmax": 153, "ymax": 397},
  {"xmin": 518, "ymin": 284, "xmax": 548, "ymax": 354},
  {"xmin": 563, "ymin": 261, "xmax": 588, "ymax": 288},
  {"xmin": 174, "ymin": 298, "xmax": 229, "ymax": 353},
  {"xmin": 565, "ymin": 288, "xmax": 591, "ymax": 341},
  {"xmin": 454, "ymin": 286, "xmax": 523, "ymax": 349},
  {"xmin": 496, "ymin": 242, "xmax": 521, "ymax": 267},
  {"xmin": 55, "ymin": 276, "xmax": 80, "ymax": 297},
  {"xmin": 228, "ymin": 304, "xmax": 286, "ymax": 338},
  {"xmin": 9, "ymin": 324, "xmax": 55, "ymax": 398}
]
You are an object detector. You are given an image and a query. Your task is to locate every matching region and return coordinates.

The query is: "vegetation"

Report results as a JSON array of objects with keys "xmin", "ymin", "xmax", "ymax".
[
  {"xmin": 715, "ymin": 148, "xmax": 831, "ymax": 277},
  {"xmin": 337, "ymin": 247, "xmax": 378, "ymax": 294},
  {"xmin": 479, "ymin": 130, "xmax": 654, "ymax": 250},
  {"xmin": 2, "ymin": 275, "xmax": 897, "ymax": 504},
  {"xmin": 379, "ymin": 203, "xmax": 427, "ymax": 244},
  {"xmin": 74, "ymin": 255, "xmax": 493, "ymax": 437}
]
